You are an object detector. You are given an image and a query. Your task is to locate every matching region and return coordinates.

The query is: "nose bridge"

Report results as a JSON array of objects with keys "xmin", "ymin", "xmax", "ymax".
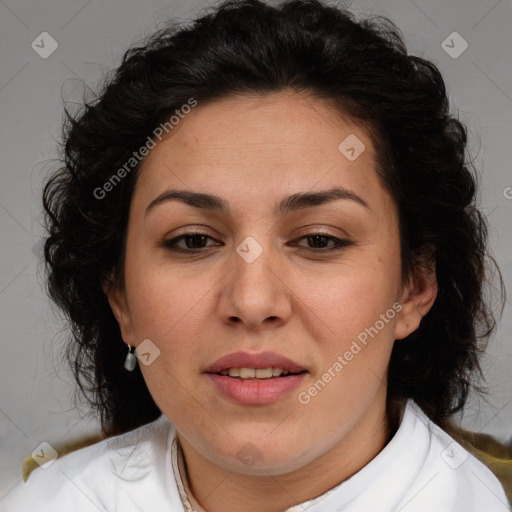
[
  {"xmin": 233, "ymin": 234, "xmax": 279, "ymax": 299},
  {"xmin": 220, "ymin": 234, "xmax": 292, "ymax": 327}
]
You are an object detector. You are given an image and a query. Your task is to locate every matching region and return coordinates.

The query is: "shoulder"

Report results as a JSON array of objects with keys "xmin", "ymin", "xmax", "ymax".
[
  {"xmin": 399, "ymin": 401, "xmax": 510, "ymax": 511},
  {"xmin": 1, "ymin": 415, "xmax": 177, "ymax": 512}
]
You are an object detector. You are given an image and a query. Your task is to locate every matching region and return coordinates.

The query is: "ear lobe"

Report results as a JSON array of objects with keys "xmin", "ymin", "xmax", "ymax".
[
  {"xmin": 394, "ymin": 257, "xmax": 438, "ymax": 340},
  {"xmin": 103, "ymin": 277, "xmax": 135, "ymax": 344}
]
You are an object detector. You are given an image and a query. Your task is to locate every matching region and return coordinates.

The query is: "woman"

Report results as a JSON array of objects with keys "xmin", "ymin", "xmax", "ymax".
[{"xmin": 3, "ymin": 0, "xmax": 509, "ymax": 510}]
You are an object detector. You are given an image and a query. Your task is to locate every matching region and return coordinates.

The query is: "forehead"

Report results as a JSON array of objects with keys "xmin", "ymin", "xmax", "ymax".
[
  {"xmin": 146, "ymin": 91, "xmax": 372, "ymax": 164},
  {"xmin": 133, "ymin": 91, "xmax": 391, "ymax": 218}
]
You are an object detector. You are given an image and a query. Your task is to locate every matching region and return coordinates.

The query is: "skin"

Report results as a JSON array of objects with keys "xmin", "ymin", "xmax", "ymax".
[{"xmin": 107, "ymin": 90, "xmax": 437, "ymax": 512}]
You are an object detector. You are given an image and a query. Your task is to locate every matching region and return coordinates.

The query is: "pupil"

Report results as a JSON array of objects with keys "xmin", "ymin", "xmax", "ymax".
[
  {"xmin": 186, "ymin": 234, "xmax": 207, "ymax": 248},
  {"xmin": 184, "ymin": 235, "xmax": 329, "ymax": 249},
  {"xmin": 308, "ymin": 235, "xmax": 328, "ymax": 248}
]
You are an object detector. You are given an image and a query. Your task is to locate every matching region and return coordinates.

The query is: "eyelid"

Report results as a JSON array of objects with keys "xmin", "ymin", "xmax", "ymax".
[{"xmin": 162, "ymin": 229, "xmax": 353, "ymax": 254}]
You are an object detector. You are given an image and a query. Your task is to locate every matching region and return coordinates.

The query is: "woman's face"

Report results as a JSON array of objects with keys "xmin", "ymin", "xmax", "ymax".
[{"xmin": 108, "ymin": 91, "xmax": 436, "ymax": 476}]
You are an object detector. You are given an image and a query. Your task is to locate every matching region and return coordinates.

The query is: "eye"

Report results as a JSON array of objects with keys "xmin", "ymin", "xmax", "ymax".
[
  {"xmin": 162, "ymin": 231, "xmax": 219, "ymax": 252},
  {"xmin": 162, "ymin": 231, "xmax": 352, "ymax": 254},
  {"xmin": 291, "ymin": 232, "xmax": 353, "ymax": 252}
]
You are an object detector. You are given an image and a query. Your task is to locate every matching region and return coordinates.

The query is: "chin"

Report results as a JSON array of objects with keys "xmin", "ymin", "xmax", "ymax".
[{"xmin": 209, "ymin": 436, "xmax": 319, "ymax": 476}]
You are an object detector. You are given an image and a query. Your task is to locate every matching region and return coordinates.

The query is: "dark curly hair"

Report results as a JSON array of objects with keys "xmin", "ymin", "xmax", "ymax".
[{"xmin": 43, "ymin": 0, "xmax": 504, "ymax": 437}]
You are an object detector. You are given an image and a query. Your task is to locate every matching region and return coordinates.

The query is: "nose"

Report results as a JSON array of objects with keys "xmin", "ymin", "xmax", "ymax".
[{"xmin": 217, "ymin": 236, "xmax": 293, "ymax": 331}]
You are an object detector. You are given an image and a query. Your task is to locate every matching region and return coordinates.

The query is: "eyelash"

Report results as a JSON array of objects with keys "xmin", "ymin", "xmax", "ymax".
[{"xmin": 162, "ymin": 231, "xmax": 352, "ymax": 254}]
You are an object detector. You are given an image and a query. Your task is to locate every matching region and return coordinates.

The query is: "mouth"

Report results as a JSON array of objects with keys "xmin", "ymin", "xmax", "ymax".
[
  {"xmin": 203, "ymin": 350, "xmax": 307, "ymax": 376},
  {"xmin": 213, "ymin": 367, "xmax": 307, "ymax": 379},
  {"xmin": 204, "ymin": 351, "xmax": 308, "ymax": 405}
]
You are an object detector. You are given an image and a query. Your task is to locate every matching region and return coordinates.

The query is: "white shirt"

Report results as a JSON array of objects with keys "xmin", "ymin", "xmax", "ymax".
[{"xmin": 1, "ymin": 400, "xmax": 509, "ymax": 512}]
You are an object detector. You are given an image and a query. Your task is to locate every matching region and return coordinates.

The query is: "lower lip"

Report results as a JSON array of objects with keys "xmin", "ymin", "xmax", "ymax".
[{"xmin": 205, "ymin": 373, "xmax": 307, "ymax": 405}]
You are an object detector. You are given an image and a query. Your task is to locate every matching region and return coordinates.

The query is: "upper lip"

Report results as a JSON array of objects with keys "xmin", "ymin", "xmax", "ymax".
[{"xmin": 204, "ymin": 351, "xmax": 307, "ymax": 374}]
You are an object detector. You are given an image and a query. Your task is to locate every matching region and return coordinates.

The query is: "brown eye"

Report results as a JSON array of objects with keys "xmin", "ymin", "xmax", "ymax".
[
  {"xmin": 293, "ymin": 233, "xmax": 353, "ymax": 252},
  {"xmin": 163, "ymin": 232, "xmax": 219, "ymax": 252},
  {"xmin": 162, "ymin": 231, "xmax": 352, "ymax": 255}
]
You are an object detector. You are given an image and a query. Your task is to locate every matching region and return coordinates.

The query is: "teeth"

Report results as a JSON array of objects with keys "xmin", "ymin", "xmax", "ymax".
[
  {"xmin": 255, "ymin": 368, "xmax": 273, "ymax": 379},
  {"xmin": 219, "ymin": 367, "xmax": 293, "ymax": 379},
  {"xmin": 239, "ymin": 368, "xmax": 255, "ymax": 378}
]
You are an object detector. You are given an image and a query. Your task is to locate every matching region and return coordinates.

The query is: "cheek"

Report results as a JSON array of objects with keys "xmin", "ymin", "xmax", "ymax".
[
  {"xmin": 124, "ymin": 244, "xmax": 207, "ymax": 338},
  {"xmin": 298, "ymin": 254, "xmax": 401, "ymax": 336},
  {"xmin": 299, "ymin": 254, "xmax": 401, "ymax": 400}
]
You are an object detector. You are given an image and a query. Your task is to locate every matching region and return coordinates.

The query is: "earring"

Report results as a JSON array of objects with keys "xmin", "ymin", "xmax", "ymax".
[{"xmin": 124, "ymin": 344, "xmax": 137, "ymax": 372}]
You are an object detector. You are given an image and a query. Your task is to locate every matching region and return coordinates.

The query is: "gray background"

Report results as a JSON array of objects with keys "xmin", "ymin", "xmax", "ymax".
[{"xmin": 1, "ymin": 0, "xmax": 511, "ymax": 499}]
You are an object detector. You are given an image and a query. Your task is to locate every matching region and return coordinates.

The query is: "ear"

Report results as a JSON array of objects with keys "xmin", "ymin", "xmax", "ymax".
[
  {"xmin": 103, "ymin": 275, "xmax": 136, "ymax": 345},
  {"xmin": 394, "ymin": 253, "xmax": 438, "ymax": 340}
]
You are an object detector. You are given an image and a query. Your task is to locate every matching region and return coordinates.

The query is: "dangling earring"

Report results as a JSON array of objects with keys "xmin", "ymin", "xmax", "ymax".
[{"xmin": 124, "ymin": 344, "xmax": 137, "ymax": 372}]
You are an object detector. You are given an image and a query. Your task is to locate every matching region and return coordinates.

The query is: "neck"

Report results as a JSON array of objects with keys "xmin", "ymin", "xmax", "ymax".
[{"xmin": 177, "ymin": 393, "xmax": 400, "ymax": 512}]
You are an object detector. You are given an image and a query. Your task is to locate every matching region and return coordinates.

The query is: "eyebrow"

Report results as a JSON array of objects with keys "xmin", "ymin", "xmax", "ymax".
[{"xmin": 145, "ymin": 187, "xmax": 370, "ymax": 218}]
